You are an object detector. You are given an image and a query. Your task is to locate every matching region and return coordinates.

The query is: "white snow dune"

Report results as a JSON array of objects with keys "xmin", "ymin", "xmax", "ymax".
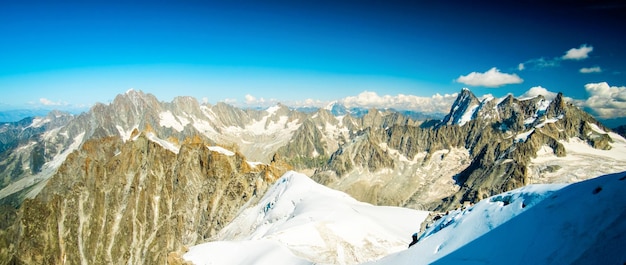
[
  {"xmin": 183, "ymin": 171, "xmax": 429, "ymax": 265},
  {"xmin": 368, "ymin": 171, "xmax": 626, "ymax": 265}
]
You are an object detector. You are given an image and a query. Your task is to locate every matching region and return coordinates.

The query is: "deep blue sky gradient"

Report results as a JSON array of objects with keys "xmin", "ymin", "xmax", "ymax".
[{"xmin": 1, "ymin": 0, "xmax": 625, "ymax": 112}]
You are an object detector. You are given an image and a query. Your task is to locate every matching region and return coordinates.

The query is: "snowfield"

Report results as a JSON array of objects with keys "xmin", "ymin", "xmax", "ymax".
[
  {"xmin": 368, "ymin": 171, "xmax": 626, "ymax": 265},
  {"xmin": 185, "ymin": 170, "xmax": 626, "ymax": 265},
  {"xmin": 183, "ymin": 171, "xmax": 429, "ymax": 265}
]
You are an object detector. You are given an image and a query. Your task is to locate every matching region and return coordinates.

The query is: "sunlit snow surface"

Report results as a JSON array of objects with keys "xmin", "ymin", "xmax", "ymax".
[
  {"xmin": 528, "ymin": 130, "xmax": 626, "ymax": 184},
  {"xmin": 145, "ymin": 132, "xmax": 180, "ymax": 154},
  {"xmin": 367, "ymin": 171, "xmax": 626, "ymax": 265},
  {"xmin": 207, "ymin": 145, "xmax": 235, "ymax": 156},
  {"xmin": 159, "ymin": 110, "xmax": 189, "ymax": 132},
  {"xmin": 184, "ymin": 171, "xmax": 429, "ymax": 265}
]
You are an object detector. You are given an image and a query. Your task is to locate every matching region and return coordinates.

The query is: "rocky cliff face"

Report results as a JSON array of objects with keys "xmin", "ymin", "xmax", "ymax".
[
  {"xmin": 1, "ymin": 88, "xmax": 623, "ymax": 264},
  {"xmin": 0, "ymin": 111, "xmax": 75, "ymax": 207},
  {"xmin": 0, "ymin": 132, "xmax": 288, "ymax": 264},
  {"xmin": 0, "ymin": 90, "xmax": 431, "ymax": 209},
  {"xmin": 313, "ymin": 90, "xmax": 624, "ymax": 211}
]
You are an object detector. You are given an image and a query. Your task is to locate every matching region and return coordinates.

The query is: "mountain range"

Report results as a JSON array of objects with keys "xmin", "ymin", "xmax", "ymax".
[{"xmin": 1, "ymin": 88, "xmax": 625, "ymax": 264}]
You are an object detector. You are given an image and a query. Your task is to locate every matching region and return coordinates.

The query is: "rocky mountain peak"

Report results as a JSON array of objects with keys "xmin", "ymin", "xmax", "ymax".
[
  {"xmin": 326, "ymin": 101, "xmax": 349, "ymax": 116},
  {"xmin": 170, "ymin": 96, "xmax": 203, "ymax": 117},
  {"xmin": 439, "ymin": 88, "xmax": 481, "ymax": 126},
  {"xmin": 313, "ymin": 88, "xmax": 626, "ymax": 211},
  {"xmin": 545, "ymin": 92, "xmax": 566, "ymax": 118},
  {"xmin": 113, "ymin": 89, "xmax": 160, "ymax": 111},
  {"xmin": 1, "ymin": 132, "xmax": 290, "ymax": 264}
]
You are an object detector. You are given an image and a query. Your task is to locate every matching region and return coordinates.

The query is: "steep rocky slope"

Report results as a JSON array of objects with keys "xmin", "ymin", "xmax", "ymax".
[
  {"xmin": 3, "ymin": 90, "xmax": 412, "ymax": 208},
  {"xmin": 1, "ymin": 88, "xmax": 624, "ymax": 264},
  {"xmin": 313, "ymin": 89, "xmax": 626, "ymax": 210},
  {"xmin": 0, "ymin": 111, "xmax": 74, "ymax": 207},
  {"xmin": 0, "ymin": 132, "xmax": 288, "ymax": 264}
]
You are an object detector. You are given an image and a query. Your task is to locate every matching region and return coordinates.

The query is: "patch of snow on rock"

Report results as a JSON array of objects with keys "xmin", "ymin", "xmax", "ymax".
[
  {"xmin": 145, "ymin": 132, "xmax": 180, "ymax": 154},
  {"xmin": 207, "ymin": 146, "xmax": 235, "ymax": 156},
  {"xmin": 159, "ymin": 110, "xmax": 187, "ymax": 132}
]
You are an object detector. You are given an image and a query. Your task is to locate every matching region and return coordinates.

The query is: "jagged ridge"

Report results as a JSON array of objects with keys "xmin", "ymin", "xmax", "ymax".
[{"xmin": 0, "ymin": 132, "xmax": 289, "ymax": 264}]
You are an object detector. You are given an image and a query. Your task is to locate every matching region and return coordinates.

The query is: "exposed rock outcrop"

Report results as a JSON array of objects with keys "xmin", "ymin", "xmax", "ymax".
[
  {"xmin": 0, "ymin": 133, "xmax": 288, "ymax": 264},
  {"xmin": 313, "ymin": 90, "xmax": 622, "ymax": 211}
]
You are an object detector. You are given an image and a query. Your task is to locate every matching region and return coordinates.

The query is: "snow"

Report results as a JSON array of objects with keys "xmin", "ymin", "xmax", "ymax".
[
  {"xmin": 368, "ymin": 171, "xmax": 626, "ymax": 265},
  {"xmin": 185, "ymin": 240, "xmax": 310, "ymax": 265},
  {"xmin": 145, "ymin": 132, "xmax": 180, "ymax": 154},
  {"xmin": 246, "ymin": 161, "xmax": 264, "ymax": 167},
  {"xmin": 207, "ymin": 145, "xmax": 235, "ymax": 156},
  {"xmin": 0, "ymin": 132, "xmax": 85, "ymax": 200},
  {"xmin": 159, "ymin": 110, "xmax": 189, "ymax": 132},
  {"xmin": 266, "ymin": 105, "xmax": 281, "ymax": 115},
  {"xmin": 534, "ymin": 116, "xmax": 560, "ymax": 128},
  {"xmin": 116, "ymin": 125, "xmax": 138, "ymax": 141},
  {"xmin": 183, "ymin": 171, "xmax": 429, "ymax": 265},
  {"xmin": 457, "ymin": 104, "xmax": 479, "ymax": 126},
  {"xmin": 537, "ymin": 98, "xmax": 551, "ymax": 111},
  {"xmin": 28, "ymin": 117, "xmax": 51, "ymax": 128},
  {"xmin": 191, "ymin": 117, "xmax": 218, "ymax": 136},
  {"xmin": 587, "ymin": 122, "xmax": 607, "ymax": 134},
  {"xmin": 224, "ymin": 114, "xmax": 299, "ymax": 137},
  {"xmin": 528, "ymin": 133, "xmax": 626, "ymax": 184},
  {"xmin": 523, "ymin": 117, "xmax": 536, "ymax": 125},
  {"xmin": 514, "ymin": 129, "xmax": 534, "ymax": 143},
  {"xmin": 49, "ymin": 132, "xmax": 85, "ymax": 168}
]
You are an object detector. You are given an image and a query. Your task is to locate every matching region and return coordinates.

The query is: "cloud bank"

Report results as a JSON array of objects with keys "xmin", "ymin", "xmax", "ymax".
[
  {"xmin": 39, "ymin": 98, "xmax": 67, "ymax": 106},
  {"xmin": 340, "ymin": 91, "xmax": 457, "ymax": 113},
  {"xmin": 239, "ymin": 91, "xmax": 458, "ymax": 114},
  {"xmin": 239, "ymin": 82, "xmax": 626, "ymax": 120},
  {"xmin": 582, "ymin": 82, "xmax": 626, "ymax": 119},
  {"xmin": 456, "ymin": 67, "xmax": 523, "ymax": 87}
]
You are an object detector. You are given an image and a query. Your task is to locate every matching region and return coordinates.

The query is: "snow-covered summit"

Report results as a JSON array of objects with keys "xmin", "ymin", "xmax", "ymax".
[
  {"xmin": 368, "ymin": 171, "xmax": 626, "ymax": 265},
  {"xmin": 183, "ymin": 171, "xmax": 429, "ymax": 265}
]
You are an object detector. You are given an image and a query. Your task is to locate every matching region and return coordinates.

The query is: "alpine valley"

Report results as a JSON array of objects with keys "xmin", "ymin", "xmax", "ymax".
[{"xmin": 1, "ymin": 89, "xmax": 625, "ymax": 264}]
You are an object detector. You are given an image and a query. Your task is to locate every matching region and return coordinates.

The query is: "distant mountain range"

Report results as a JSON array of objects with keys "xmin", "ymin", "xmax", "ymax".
[
  {"xmin": 1, "ymin": 88, "xmax": 625, "ymax": 264},
  {"xmin": 0, "ymin": 109, "xmax": 54, "ymax": 123}
]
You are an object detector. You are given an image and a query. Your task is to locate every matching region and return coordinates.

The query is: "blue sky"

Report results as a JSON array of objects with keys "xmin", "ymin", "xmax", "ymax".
[{"xmin": 1, "ymin": 0, "xmax": 625, "ymax": 118}]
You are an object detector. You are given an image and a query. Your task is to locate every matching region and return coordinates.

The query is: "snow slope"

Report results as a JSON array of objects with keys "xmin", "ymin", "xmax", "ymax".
[
  {"xmin": 183, "ymin": 171, "xmax": 429, "ymax": 265},
  {"xmin": 367, "ymin": 171, "xmax": 626, "ymax": 265},
  {"xmin": 528, "ymin": 130, "xmax": 626, "ymax": 184}
]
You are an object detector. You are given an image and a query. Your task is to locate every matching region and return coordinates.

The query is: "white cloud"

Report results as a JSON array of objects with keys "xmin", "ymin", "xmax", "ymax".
[
  {"xmin": 222, "ymin": 98, "xmax": 237, "ymax": 104},
  {"xmin": 456, "ymin": 67, "xmax": 523, "ymax": 88},
  {"xmin": 519, "ymin": 44, "xmax": 594, "ymax": 71},
  {"xmin": 340, "ymin": 91, "xmax": 457, "ymax": 113},
  {"xmin": 244, "ymin": 94, "xmax": 258, "ymax": 104},
  {"xmin": 242, "ymin": 94, "xmax": 277, "ymax": 107},
  {"xmin": 522, "ymin": 57, "xmax": 560, "ymax": 69},
  {"xmin": 519, "ymin": 86, "xmax": 559, "ymax": 100},
  {"xmin": 39, "ymin": 98, "xmax": 66, "ymax": 106},
  {"xmin": 562, "ymin": 44, "xmax": 593, "ymax": 60},
  {"xmin": 579, "ymin": 66, "xmax": 602, "ymax": 73},
  {"xmin": 582, "ymin": 82, "xmax": 626, "ymax": 119}
]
